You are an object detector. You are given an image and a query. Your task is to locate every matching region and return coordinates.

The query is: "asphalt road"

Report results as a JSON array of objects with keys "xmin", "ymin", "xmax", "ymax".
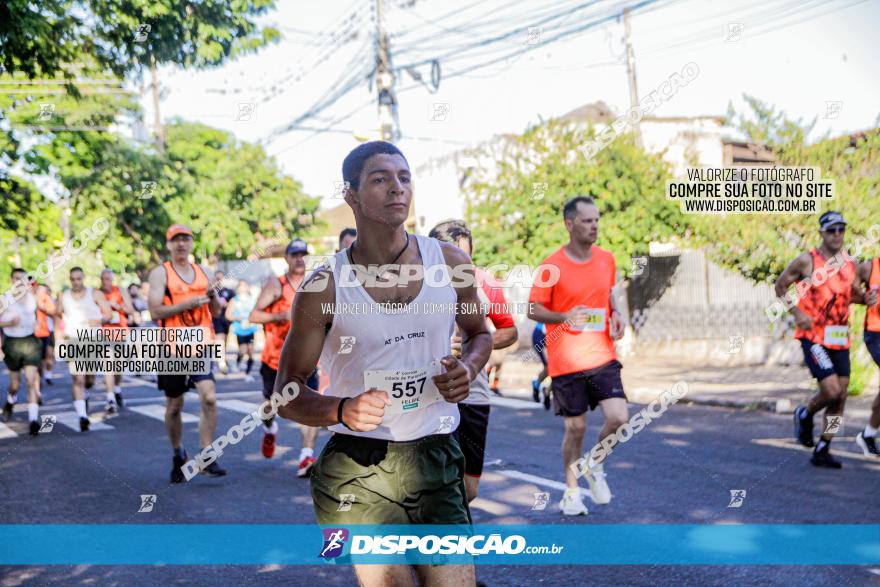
[{"xmin": 1, "ymin": 366, "xmax": 879, "ymax": 586}]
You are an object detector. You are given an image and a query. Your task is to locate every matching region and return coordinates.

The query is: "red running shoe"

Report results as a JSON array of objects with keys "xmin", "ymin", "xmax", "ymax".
[
  {"xmin": 261, "ymin": 432, "xmax": 276, "ymax": 459},
  {"xmin": 297, "ymin": 455, "xmax": 317, "ymax": 478}
]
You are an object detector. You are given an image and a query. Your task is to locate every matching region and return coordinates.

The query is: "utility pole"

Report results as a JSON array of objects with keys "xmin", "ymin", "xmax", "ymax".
[
  {"xmin": 623, "ymin": 8, "xmax": 641, "ymax": 145},
  {"xmin": 150, "ymin": 54, "xmax": 165, "ymax": 151},
  {"xmin": 375, "ymin": 0, "xmax": 400, "ymax": 142}
]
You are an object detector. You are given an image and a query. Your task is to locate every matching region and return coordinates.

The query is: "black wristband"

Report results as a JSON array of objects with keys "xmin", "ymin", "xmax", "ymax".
[{"xmin": 337, "ymin": 397, "xmax": 352, "ymax": 430}]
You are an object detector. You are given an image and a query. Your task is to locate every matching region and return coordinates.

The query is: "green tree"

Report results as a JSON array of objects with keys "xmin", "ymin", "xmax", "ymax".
[
  {"xmin": 465, "ymin": 120, "xmax": 688, "ymax": 273},
  {"xmin": 1, "ymin": 0, "xmax": 279, "ymax": 79}
]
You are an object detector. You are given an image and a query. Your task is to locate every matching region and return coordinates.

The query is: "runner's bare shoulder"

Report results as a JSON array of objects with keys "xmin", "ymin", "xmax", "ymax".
[
  {"xmin": 297, "ymin": 263, "xmax": 336, "ymax": 318},
  {"xmin": 436, "ymin": 240, "xmax": 475, "ymax": 288}
]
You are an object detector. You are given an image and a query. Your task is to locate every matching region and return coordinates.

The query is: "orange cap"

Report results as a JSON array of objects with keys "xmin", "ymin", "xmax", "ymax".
[{"xmin": 166, "ymin": 224, "xmax": 193, "ymax": 241}]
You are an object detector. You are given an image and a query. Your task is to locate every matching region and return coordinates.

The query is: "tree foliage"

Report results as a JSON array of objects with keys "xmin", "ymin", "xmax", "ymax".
[{"xmin": 464, "ymin": 120, "xmax": 689, "ymax": 274}]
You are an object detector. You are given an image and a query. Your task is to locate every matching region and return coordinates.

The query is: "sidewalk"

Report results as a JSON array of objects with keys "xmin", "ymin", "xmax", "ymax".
[{"xmin": 497, "ymin": 351, "xmax": 877, "ymax": 419}]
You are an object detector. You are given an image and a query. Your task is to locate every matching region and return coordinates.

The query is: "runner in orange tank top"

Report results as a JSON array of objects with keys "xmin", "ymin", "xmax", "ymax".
[
  {"xmin": 249, "ymin": 238, "xmax": 320, "ymax": 476},
  {"xmin": 32, "ymin": 282, "xmax": 57, "ymax": 393},
  {"xmin": 147, "ymin": 224, "xmax": 225, "ymax": 483},
  {"xmin": 99, "ymin": 269, "xmax": 135, "ymax": 412},
  {"xmin": 774, "ymin": 211, "xmax": 876, "ymax": 468},
  {"xmin": 855, "ymin": 256, "xmax": 880, "ymax": 457}
]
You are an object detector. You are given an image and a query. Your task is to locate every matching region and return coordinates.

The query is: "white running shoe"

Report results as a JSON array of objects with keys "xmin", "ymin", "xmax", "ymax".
[
  {"xmin": 585, "ymin": 463, "xmax": 612, "ymax": 504},
  {"xmin": 244, "ymin": 374, "xmax": 255, "ymax": 383},
  {"xmin": 558, "ymin": 489, "xmax": 588, "ymax": 516}
]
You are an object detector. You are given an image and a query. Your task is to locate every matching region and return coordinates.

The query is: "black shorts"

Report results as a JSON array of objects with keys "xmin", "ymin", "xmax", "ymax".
[
  {"xmin": 454, "ymin": 403, "xmax": 491, "ymax": 478},
  {"xmin": 236, "ymin": 333, "xmax": 255, "ymax": 345},
  {"xmin": 158, "ymin": 373, "xmax": 215, "ymax": 398},
  {"xmin": 260, "ymin": 363, "xmax": 318, "ymax": 400},
  {"xmin": 2, "ymin": 335, "xmax": 42, "ymax": 371},
  {"xmin": 552, "ymin": 360, "xmax": 626, "ymax": 417},
  {"xmin": 864, "ymin": 331, "xmax": 880, "ymax": 366},
  {"xmin": 212, "ymin": 318, "xmax": 230, "ymax": 335},
  {"xmin": 799, "ymin": 338, "xmax": 850, "ymax": 381},
  {"xmin": 37, "ymin": 333, "xmax": 55, "ymax": 359}
]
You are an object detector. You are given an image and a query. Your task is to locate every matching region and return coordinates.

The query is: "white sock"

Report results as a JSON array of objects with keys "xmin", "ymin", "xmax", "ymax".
[
  {"xmin": 7, "ymin": 393, "xmax": 15, "ymax": 404},
  {"xmin": 114, "ymin": 386, "xmax": 121, "ymax": 394},
  {"xmin": 28, "ymin": 403, "xmax": 39, "ymax": 422},
  {"xmin": 299, "ymin": 447, "xmax": 314, "ymax": 460},
  {"xmin": 106, "ymin": 390, "xmax": 115, "ymax": 402},
  {"xmin": 865, "ymin": 424, "xmax": 879, "ymax": 438},
  {"xmin": 74, "ymin": 399, "xmax": 87, "ymax": 418},
  {"xmin": 265, "ymin": 421, "xmax": 279, "ymax": 434},
  {"xmin": 564, "ymin": 487, "xmax": 580, "ymax": 497}
]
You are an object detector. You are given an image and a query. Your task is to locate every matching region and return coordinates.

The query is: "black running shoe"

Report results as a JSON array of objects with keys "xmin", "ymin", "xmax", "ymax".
[
  {"xmin": 543, "ymin": 387, "xmax": 551, "ymax": 411},
  {"xmin": 202, "ymin": 461, "xmax": 227, "ymax": 478},
  {"xmin": 2, "ymin": 401, "xmax": 12, "ymax": 422},
  {"xmin": 856, "ymin": 431, "xmax": 880, "ymax": 457},
  {"xmin": 810, "ymin": 448, "xmax": 842, "ymax": 468},
  {"xmin": 105, "ymin": 402, "xmax": 117, "ymax": 415},
  {"xmin": 79, "ymin": 416, "xmax": 90, "ymax": 432},
  {"xmin": 170, "ymin": 454, "xmax": 187, "ymax": 483},
  {"xmin": 114, "ymin": 392, "xmax": 124, "ymax": 409},
  {"xmin": 793, "ymin": 405, "xmax": 814, "ymax": 447},
  {"xmin": 44, "ymin": 377, "xmax": 53, "ymax": 386},
  {"xmin": 29, "ymin": 420, "xmax": 40, "ymax": 436},
  {"xmin": 532, "ymin": 379, "xmax": 540, "ymax": 403}
]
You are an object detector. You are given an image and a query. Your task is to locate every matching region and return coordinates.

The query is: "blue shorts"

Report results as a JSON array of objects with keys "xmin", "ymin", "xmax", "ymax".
[
  {"xmin": 799, "ymin": 338, "xmax": 850, "ymax": 381},
  {"xmin": 531, "ymin": 326, "xmax": 547, "ymax": 366},
  {"xmin": 864, "ymin": 330, "xmax": 880, "ymax": 366}
]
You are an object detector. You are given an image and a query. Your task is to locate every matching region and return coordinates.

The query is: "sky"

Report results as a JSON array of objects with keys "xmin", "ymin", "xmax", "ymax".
[{"xmin": 148, "ymin": 0, "xmax": 880, "ymax": 206}]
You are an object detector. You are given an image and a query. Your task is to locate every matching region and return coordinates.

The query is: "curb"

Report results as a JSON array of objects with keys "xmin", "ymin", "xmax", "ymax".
[{"xmin": 626, "ymin": 386, "xmax": 795, "ymax": 413}]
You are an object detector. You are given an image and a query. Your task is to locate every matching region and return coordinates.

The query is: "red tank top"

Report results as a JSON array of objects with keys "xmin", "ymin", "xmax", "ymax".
[
  {"xmin": 262, "ymin": 275, "xmax": 296, "ymax": 371},
  {"xmin": 161, "ymin": 262, "xmax": 214, "ymax": 338},
  {"xmin": 865, "ymin": 258, "xmax": 880, "ymax": 333},
  {"xmin": 102, "ymin": 285, "xmax": 128, "ymax": 328},
  {"xmin": 794, "ymin": 248, "xmax": 855, "ymax": 349}
]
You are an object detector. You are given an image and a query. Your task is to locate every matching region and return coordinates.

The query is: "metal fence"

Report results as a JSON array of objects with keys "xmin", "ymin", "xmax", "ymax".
[{"xmin": 628, "ymin": 249, "xmax": 780, "ymax": 342}]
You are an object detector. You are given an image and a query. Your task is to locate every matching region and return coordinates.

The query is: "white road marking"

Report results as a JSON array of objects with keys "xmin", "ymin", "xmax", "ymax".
[
  {"xmin": 54, "ymin": 412, "xmax": 114, "ymax": 431},
  {"xmin": 495, "ymin": 469, "xmax": 590, "ymax": 499},
  {"xmin": 216, "ymin": 399, "xmax": 261, "ymax": 415},
  {"xmin": 0, "ymin": 422, "xmax": 17, "ymax": 439},
  {"xmin": 129, "ymin": 404, "xmax": 198, "ymax": 423},
  {"xmin": 751, "ymin": 437, "xmax": 880, "ymax": 463}
]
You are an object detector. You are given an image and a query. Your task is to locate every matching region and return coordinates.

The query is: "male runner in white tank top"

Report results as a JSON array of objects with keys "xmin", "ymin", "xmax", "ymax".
[
  {"xmin": 0, "ymin": 268, "xmax": 43, "ymax": 435},
  {"xmin": 56, "ymin": 267, "xmax": 111, "ymax": 431},
  {"xmin": 275, "ymin": 141, "xmax": 492, "ymax": 587}
]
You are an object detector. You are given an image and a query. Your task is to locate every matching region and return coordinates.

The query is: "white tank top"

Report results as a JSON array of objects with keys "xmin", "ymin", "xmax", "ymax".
[
  {"xmin": 319, "ymin": 234, "xmax": 459, "ymax": 441},
  {"xmin": 0, "ymin": 291, "xmax": 36, "ymax": 337},
  {"xmin": 62, "ymin": 288, "xmax": 101, "ymax": 334}
]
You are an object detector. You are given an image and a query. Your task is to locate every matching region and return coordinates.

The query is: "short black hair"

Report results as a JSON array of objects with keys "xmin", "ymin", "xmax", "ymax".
[
  {"xmin": 429, "ymin": 219, "xmax": 472, "ymax": 254},
  {"xmin": 563, "ymin": 196, "xmax": 596, "ymax": 221},
  {"xmin": 11, "ymin": 267, "xmax": 25, "ymax": 277},
  {"xmin": 70, "ymin": 266, "xmax": 84, "ymax": 275},
  {"xmin": 338, "ymin": 227, "xmax": 357, "ymax": 248},
  {"xmin": 342, "ymin": 141, "xmax": 408, "ymax": 191}
]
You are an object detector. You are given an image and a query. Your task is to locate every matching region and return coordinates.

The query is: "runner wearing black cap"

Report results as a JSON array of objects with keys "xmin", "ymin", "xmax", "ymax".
[{"xmin": 775, "ymin": 211, "xmax": 876, "ymax": 468}]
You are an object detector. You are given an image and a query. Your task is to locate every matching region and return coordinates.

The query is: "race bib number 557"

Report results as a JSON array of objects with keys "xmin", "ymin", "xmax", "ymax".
[{"xmin": 363, "ymin": 362, "xmax": 444, "ymax": 416}]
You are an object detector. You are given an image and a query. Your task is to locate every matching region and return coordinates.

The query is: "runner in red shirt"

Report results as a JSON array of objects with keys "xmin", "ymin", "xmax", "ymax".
[
  {"xmin": 99, "ymin": 269, "xmax": 134, "ymax": 412},
  {"xmin": 528, "ymin": 196, "xmax": 626, "ymax": 515},
  {"xmin": 429, "ymin": 220, "xmax": 518, "ymax": 502},
  {"xmin": 249, "ymin": 239, "xmax": 320, "ymax": 476}
]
